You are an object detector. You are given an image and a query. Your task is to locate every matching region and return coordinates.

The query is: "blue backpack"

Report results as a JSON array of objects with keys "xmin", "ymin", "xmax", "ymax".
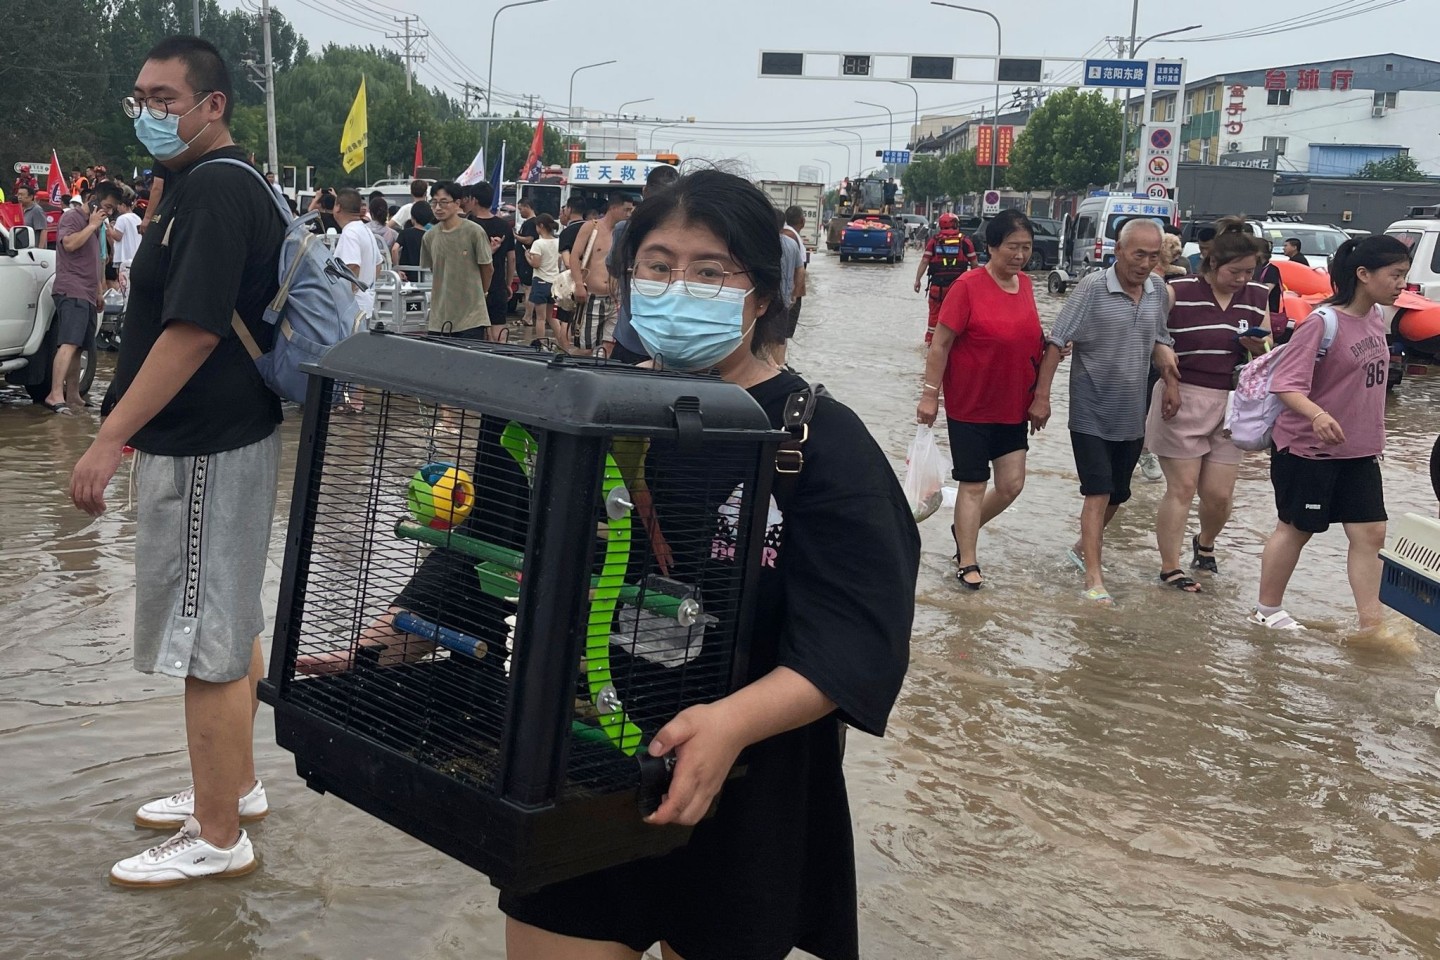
[{"xmin": 194, "ymin": 158, "xmax": 368, "ymax": 403}]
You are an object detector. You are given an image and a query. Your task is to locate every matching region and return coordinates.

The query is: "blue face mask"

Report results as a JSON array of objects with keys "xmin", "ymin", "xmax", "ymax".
[
  {"xmin": 628, "ymin": 279, "xmax": 754, "ymax": 372},
  {"xmin": 133, "ymin": 97, "xmax": 211, "ymax": 161}
]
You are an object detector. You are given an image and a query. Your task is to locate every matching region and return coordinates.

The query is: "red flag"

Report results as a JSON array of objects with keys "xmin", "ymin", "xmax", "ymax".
[
  {"xmin": 519, "ymin": 116, "xmax": 546, "ymax": 182},
  {"xmin": 46, "ymin": 149, "xmax": 68, "ymax": 204},
  {"xmin": 413, "ymin": 132, "xmax": 424, "ymax": 177}
]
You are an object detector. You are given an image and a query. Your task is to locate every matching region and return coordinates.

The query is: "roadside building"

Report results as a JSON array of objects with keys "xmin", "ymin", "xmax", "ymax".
[{"xmin": 1129, "ymin": 54, "xmax": 1440, "ymax": 176}]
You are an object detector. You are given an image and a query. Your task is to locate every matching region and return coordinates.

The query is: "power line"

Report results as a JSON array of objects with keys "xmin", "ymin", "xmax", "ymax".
[{"xmin": 1155, "ymin": 0, "xmax": 1409, "ymax": 43}]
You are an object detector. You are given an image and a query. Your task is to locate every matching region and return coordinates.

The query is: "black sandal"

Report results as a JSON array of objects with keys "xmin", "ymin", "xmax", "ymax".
[
  {"xmin": 1191, "ymin": 536, "xmax": 1219, "ymax": 573},
  {"xmin": 1160, "ymin": 569, "xmax": 1203, "ymax": 593},
  {"xmin": 956, "ymin": 564, "xmax": 984, "ymax": 590}
]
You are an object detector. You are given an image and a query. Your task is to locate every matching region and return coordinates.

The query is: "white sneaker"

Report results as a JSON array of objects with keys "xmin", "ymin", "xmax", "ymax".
[
  {"xmin": 1139, "ymin": 452, "xmax": 1163, "ymax": 482},
  {"xmin": 1247, "ymin": 608, "xmax": 1306, "ymax": 631},
  {"xmin": 134, "ymin": 780, "xmax": 269, "ymax": 829},
  {"xmin": 109, "ymin": 816, "xmax": 257, "ymax": 888}
]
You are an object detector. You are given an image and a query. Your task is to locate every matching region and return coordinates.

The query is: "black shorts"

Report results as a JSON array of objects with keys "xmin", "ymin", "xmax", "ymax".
[
  {"xmin": 946, "ymin": 420, "xmax": 1028, "ymax": 483},
  {"xmin": 52, "ymin": 296, "xmax": 96, "ymax": 348},
  {"xmin": 1271, "ymin": 447, "xmax": 1387, "ymax": 533},
  {"xmin": 104, "ymin": 263, "xmax": 119, "ymax": 282},
  {"xmin": 607, "ymin": 340, "xmax": 649, "ymax": 365},
  {"xmin": 527, "ymin": 279, "xmax": 552, "ymax": 305},
  {"xmin": 1070, "ymin": 431, "xmax": 1145, "ymax": 505},
  {"xmin": 780, "ymin": 297, "xmax": 802, "ymax": 339}
]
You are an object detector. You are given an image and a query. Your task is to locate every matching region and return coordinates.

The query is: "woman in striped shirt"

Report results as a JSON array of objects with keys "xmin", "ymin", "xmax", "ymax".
[{"xmin": 1146, "ymin": 218, "xmax": 1271, "ymax": 592}]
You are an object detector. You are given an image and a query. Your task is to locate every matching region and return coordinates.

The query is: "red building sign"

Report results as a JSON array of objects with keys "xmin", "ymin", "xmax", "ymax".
[
  {"xmin": 1254, "ymin": 67, "xmax": 1357, "ymax": 92},
  {"xmin": 995, "ymin": 125, "xmax": 1014, "ymax": 167},
  {"xmin": 975, "ymin": 125, "xmax": 994, "ymax": 167},
  {"xmin": 1225, "ymin": 85, "xmax": 1247, "ymax": 135}
]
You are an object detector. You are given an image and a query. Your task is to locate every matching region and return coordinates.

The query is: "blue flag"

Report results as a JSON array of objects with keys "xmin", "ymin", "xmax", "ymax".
[{"xmin": 488, "ymin": 141, "xmax": 506, "ymax": 214}]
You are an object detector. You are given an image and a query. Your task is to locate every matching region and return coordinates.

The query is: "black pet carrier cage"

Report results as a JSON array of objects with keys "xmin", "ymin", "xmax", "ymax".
[{"xmin": 258, "ymin": 332, "xmax": 786, "ymax": 891}]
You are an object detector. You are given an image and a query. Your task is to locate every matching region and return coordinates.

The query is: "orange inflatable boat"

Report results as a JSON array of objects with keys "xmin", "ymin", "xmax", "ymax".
[
  {"xmin": 1273, "ymin": 258, "xmax": 1332, "ymax": 297},
  {"xmin": 1396, "ymin": 290, "xmax": 1440, "ymax": 352}
]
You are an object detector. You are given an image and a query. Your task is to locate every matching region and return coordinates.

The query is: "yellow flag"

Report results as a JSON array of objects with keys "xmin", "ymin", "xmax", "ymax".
[{"xmin": 341, "ymin": 76, "xmax": 367, "ymax": 174}]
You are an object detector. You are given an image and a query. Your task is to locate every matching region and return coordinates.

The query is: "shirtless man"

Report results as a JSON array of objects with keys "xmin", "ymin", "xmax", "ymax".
[{"xmin": 570, "ymin": 192, "xmax": 634, "ymax": 356}]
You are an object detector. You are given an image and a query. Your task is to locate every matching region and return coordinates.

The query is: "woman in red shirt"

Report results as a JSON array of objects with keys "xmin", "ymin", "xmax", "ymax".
[
  {"xmin": 1147, "ymin": 218, "xmax": 1271, "ymax": 592},
  {"xmin": 918, "ymin": 210, "xmax": 1045, "ymax": 588}
]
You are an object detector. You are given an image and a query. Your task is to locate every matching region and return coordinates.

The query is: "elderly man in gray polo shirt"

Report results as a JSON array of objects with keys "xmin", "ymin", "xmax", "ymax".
[{"xmin": 1032, "ymin": 218, "xmax": 1180, "ymax": 604}]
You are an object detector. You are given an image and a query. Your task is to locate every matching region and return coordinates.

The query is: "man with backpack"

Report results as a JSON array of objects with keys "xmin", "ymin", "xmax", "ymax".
[
  {"xmin": 70, "ymin": 36, "xmax": 285, "ymax": 887},
  {"xmin": 913, "ymin": 212, "xmax": 977, "ymax": 345}
]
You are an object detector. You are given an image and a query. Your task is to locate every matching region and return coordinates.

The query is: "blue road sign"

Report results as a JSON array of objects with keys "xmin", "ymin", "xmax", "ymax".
[
  {"xmin": 882, "ymin": 150, "xmax": 912, "ymax": 165},
  {"xmin": 1153, "ymin": 62, "xmax": 1184, "ymax": 87},
  {"xmin": 1083, "ymin": 59, "xmax": 1147, "ymax": 88}
]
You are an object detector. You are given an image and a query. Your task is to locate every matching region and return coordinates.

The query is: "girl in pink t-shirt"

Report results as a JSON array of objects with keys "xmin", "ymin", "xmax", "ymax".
[{"xmin": 1251, "ymin": 235, "xmax": 1412, "ymax": 631}]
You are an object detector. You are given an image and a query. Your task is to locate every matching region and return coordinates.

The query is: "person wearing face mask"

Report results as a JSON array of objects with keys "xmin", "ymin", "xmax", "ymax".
[
  {"xmin": 494, "ymin": 169, "xmax": 919, "ymax": 960},
  {"xmin": 69, "ymin": 36, "xmax": 288, "ymax": 888},
  {"xmin": 1147, "ymin": 218, "xmax": 1271, "ymax": 594}
]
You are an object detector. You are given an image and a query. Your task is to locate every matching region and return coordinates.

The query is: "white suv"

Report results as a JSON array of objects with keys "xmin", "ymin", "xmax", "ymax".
[{"xmin": 1384, "ymin": 213, "xmax": 1440, "ymax": 300}]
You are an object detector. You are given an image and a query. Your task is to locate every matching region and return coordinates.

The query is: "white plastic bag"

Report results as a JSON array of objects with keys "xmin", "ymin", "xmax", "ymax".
[{"xmin": 903, "ymin": 425, "xmax": 946, "ymax": 523}]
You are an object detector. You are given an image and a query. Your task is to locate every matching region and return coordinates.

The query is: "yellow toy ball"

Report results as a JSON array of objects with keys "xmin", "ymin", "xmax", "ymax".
[{"xmin": 407, "ymin": 462, "xmax": 475, "ymax": 530}]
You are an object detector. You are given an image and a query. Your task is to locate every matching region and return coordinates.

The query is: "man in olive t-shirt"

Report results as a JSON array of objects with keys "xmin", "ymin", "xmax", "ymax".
[{"xmin": 420, "ymin": 180, "xmax": 494, "ymax": 336}]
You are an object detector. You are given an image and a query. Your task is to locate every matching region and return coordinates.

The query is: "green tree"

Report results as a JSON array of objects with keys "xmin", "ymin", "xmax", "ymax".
[
  {"xmin": 939, "ymin": 149, "xmax": 981, "ymax": 200},
  {"xmin": 1008, "ymin": 89, "xmax": 1121, "ymax": 192},
  {"xmin": 1354, "ymin": 154, "xmax": 1428, "ymax": 181},
  {"xmin": 902, "ymin": 155, "xmax": 943, "ymax": 204}
]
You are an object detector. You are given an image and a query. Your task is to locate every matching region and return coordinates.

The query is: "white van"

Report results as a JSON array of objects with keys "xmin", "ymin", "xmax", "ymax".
[
  {"xmin": 1048, "ymin": 193, "xmax": 1176, "ymax": 294},
  {"xmin": 1384, "ymin": 210, "xmax": 1440, "ymax": 300}
]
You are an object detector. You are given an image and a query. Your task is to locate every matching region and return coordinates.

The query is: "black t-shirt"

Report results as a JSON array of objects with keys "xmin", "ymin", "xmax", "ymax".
[
  {"xmin": 109, "ymin": 146, "xmax": 284, "ymax": 456},
  {"xmin": 1255, "ymin": 261, "xmax": 1283, "ymax": 314},
  {"xmin": 499, "ymin": 372, "xmax": 920, "ymax": 958},
  {"xmin": 308, "ymin": 211, "xmax": 339, "ymax": 235},
  {"xmin": 557, "ymin": 219, "xmax": 584, "ymax": 256},
  {"xmin": 472, "ymin": 215, "xmax": 514, "ymax": 307},
  {"xmin": 396, "ymin": 225, "xmax": 426, "ymax": 278},
  {"xmin": 515, "ymin": 217, "xmax": 538, "ymax": 282}
]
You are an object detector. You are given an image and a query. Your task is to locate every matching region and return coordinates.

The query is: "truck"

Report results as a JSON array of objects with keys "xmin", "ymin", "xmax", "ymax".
[
  {"xmin": 754, "ymin": 180, "xmax": 823, "ymax": 251},
  {"xmin": 825, "ymin": 176, "xmax": 892, "ymax": 251},
  {"xmin": 839, "ymin": 214, "xmax": 906, "ymax": 264}
]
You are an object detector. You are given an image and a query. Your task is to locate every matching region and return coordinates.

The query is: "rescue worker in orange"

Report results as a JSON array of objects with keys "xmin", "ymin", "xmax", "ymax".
[{"xmin": 914, "ymin": 212, "xmax": 979, "ymax": 345}]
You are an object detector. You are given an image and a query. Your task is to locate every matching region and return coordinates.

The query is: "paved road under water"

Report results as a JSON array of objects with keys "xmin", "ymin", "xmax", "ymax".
[{"xmin": 2, "ymin": 251, "xmax": 1439, "ymax": 959}]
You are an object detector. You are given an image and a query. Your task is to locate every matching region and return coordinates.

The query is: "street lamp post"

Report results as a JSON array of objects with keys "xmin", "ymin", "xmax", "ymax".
[
  {"xmin": 827, "ymin": 141, "xmax": 853, "ymax": 181},
  {"xmin": 1115, "ymin": 24, "xmax": 1202, "ymax": 184},
  {"xmin": 568, "ymin": 59, "xmax": 617, "ymax": 136},
  {"xmin": 485, "ymin": 0, "xmax": 552, "ymax": 164},
  {"xmin": 890, "ymin": 80, "xmax": 920, "ymax": 153},
  {"xmin": 811, "ymin": 157, "xmax": 832, "ymax": 185},
  {"xmin": 856, "ymin": 99, "xmax": 894, "ymax": 174},
  {"xmin": 833, "ymin": 129, "xmax": 864, "ymax": 176},
  {"xmin": 617, "ymin": 97, "xmax": 654, "ymax": 117},
  {"xmin": 931, "ymin": 3, "xmax": 1002, "ymax": 191}
]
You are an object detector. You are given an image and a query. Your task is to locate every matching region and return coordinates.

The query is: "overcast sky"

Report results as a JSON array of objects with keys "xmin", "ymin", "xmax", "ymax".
[{"xmin": 249, "ymin": 0, "xmax": 1438, "ymax": 180}]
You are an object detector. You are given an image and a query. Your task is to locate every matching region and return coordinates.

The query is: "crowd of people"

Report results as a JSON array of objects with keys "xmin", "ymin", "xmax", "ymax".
[{"xmin": 916, "ymin": 208, "xmax": 1412, "ymax": 630}]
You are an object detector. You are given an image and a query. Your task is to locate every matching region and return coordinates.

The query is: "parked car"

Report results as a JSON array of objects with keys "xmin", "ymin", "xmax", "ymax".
[
  {"xmin": 0, "ymin": 225, "xmax": 98, "ymax": 404},
  {"xmin": 1385, "ymin": 212, "xmax": 1440, "ymax": 300},
  {"xmin": 1048, "ymin": 193, "xmax": 1177, "ymax": 293},
  {"xmin": 839, "ymin": 215, "xmax": 906, "ymax": 263},
  {"xmin": 1180, "ymin": 218, "xmax": 1350, "ymax": 266},
  {"xmin": 969, "ymin": 214, "xmax": 1062, "ymax": 271}
]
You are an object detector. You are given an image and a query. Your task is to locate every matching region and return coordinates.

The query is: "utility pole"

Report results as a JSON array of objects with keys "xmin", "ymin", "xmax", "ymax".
[
  {"xmin": 192, "ymin": 0, "xmax": 200, "ymax": 34},
  {"xmin": 260, "ymin": 0, "xmax": 279, "ymax": 180},
  {"xmin": 387, "ymin": 15, "xmax": 428, "ymax": 95},
  {"xmin": 460, "ymin": 82, "xmax": 483, "ymax": 119}
]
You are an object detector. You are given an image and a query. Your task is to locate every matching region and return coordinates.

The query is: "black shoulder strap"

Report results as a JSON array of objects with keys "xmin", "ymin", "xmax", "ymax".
[{"xmin": 771, "ymin": 383, "xmax": 826, "ymax": 510}]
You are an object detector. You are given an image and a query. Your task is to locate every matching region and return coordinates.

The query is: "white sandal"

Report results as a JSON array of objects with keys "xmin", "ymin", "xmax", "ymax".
[{"xmin": 1247, "ymin": 608, "xmax": 1306, "ymax": 631}]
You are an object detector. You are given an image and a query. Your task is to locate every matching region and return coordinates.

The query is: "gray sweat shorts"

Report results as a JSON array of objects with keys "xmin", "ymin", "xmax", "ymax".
[{"xmin": 133, "ymin": 431, "xmax": 280, "ymax": 683}]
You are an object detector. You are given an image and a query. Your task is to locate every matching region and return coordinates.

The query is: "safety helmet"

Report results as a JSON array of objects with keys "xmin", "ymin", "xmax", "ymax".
[
  {"xmin": 19, "ymin": 164, "xmax": 29, "ymax": 173},
  {"xmin": 938, "ymin": 212, "xmax": 958, "ymax": 230}
]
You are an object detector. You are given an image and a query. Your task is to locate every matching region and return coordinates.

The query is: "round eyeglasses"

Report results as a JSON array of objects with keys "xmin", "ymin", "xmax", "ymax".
[
  {"xmin": 630, "ymin": 260, "xmax": 751, "ymax": 299},
  {"xmin": 122, "ymin": 91, "xmax": 213, "ymax": 121}
]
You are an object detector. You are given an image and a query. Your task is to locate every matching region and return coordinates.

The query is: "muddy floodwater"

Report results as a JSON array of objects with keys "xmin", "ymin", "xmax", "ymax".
[{"xmin": 3, "ymin": 252, "xmax": 1439, "ymax": 960}]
